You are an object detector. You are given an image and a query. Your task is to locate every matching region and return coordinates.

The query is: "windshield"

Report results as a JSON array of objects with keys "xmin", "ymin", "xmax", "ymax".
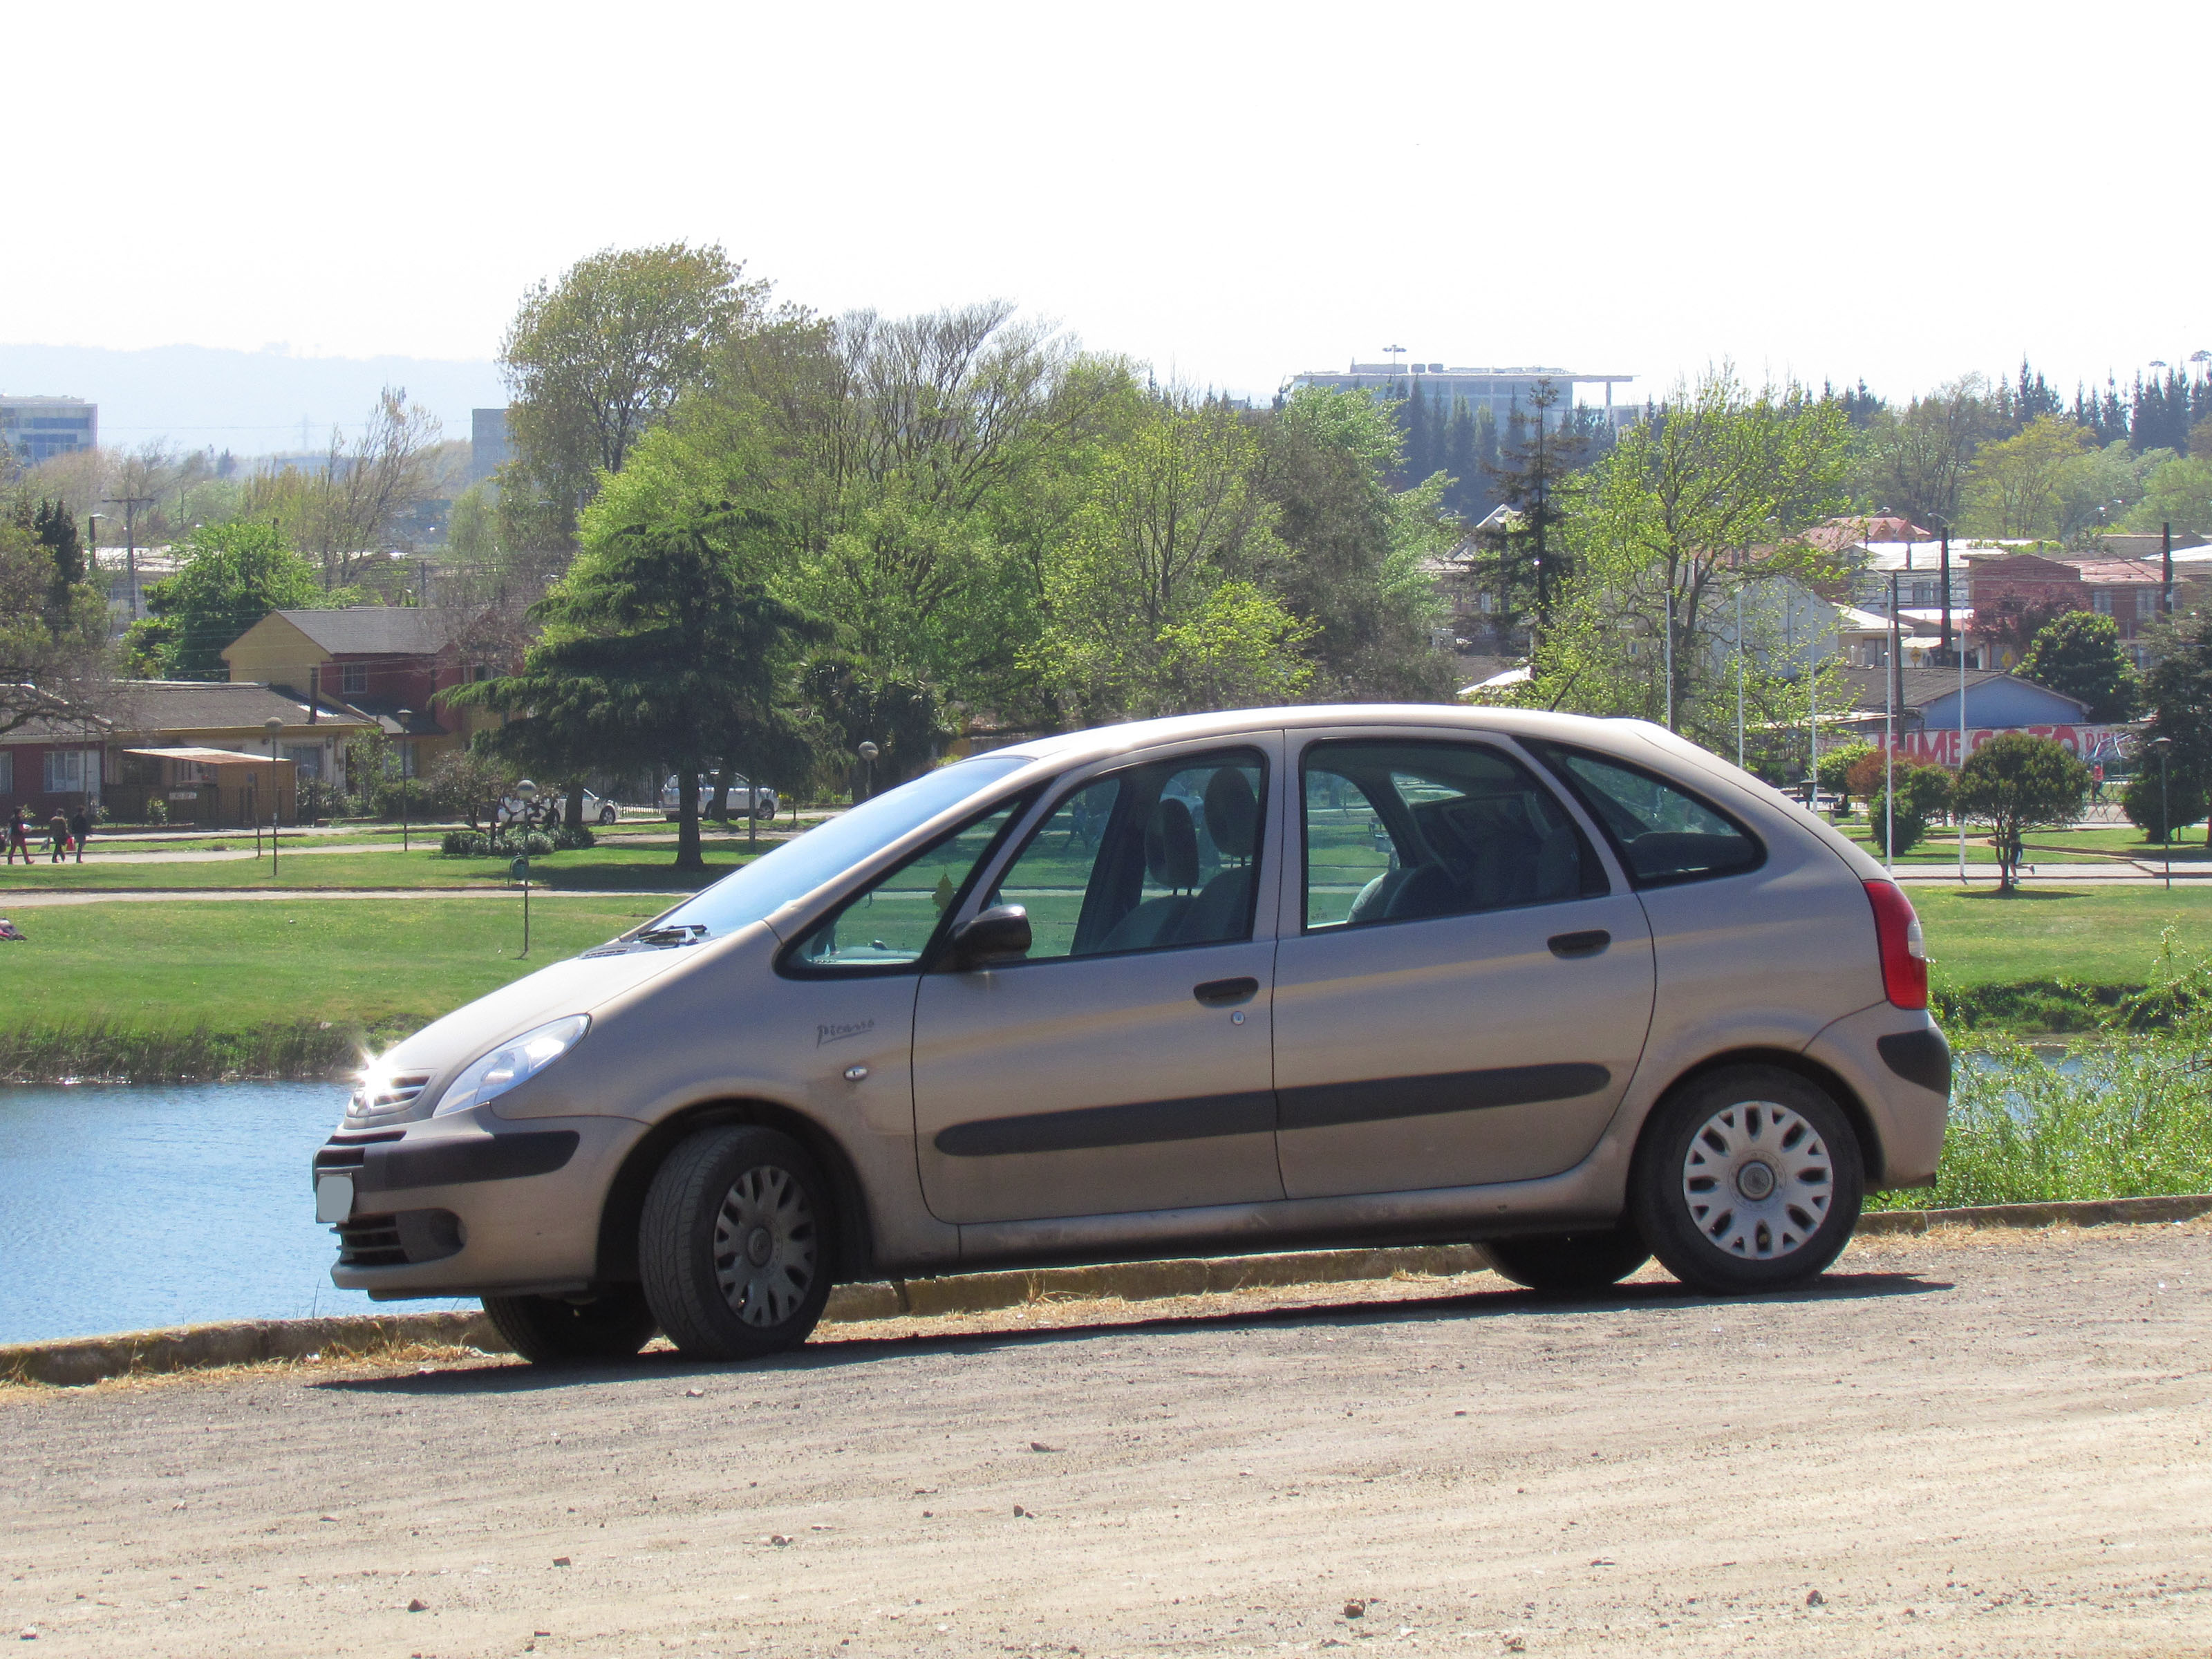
[{"xmin": 635, "ymin": 756, "xmax": 1032, "ymax": 941}]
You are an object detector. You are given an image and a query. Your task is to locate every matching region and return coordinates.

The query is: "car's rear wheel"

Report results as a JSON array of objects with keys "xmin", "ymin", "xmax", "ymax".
[
  {"xmin": 481, "ymin": 1285, "xmax": 657, "ymax": 1364},
  {"xmin": 1630, "ymin": 1065, "xmax": 1863, "ymax": 1295},
  {"xmin": 639, "ymin": 1125, "xmax": 833, "ymax": 1362},
  {"xmin": 1481, "ymin": 1227, "xmax": 1651, "ymax": 1295}
]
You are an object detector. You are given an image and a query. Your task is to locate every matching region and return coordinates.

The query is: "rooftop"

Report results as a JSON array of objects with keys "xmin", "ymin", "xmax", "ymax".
[
  {"xmin": 102, "ymin": 680, "xmax": 375, "ymax": 733},
  {"xmin": 254, "ymin": 608, "xmax": 459, "ymax": 657},
  {"xmin": 1829, "ymin": 666, "xmax": 2087, "ymax": 716}
]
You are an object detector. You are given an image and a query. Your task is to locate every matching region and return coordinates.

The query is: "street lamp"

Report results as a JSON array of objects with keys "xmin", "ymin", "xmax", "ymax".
[
  {"xmin": 2146, "ymin": 736, "xmax": 2174, "ymax": 892},
  {"xmin": 857, "ymin": 741, "xmax": 879, "ymax": 803},
  {"xmin": 396, "ymin": 709, "xmax": 413, "ymax": 852},
  {"xmin": 514, "ymin": 778, "xmax": 538, "ymax": 957},
  {"xmin": 263, "ymin": 715, "xmax": 285, "ymax": 876}
]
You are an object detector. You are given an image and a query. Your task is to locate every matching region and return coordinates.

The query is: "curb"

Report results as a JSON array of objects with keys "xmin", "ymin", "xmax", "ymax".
[{"xmin": 8, "ymin": 1199, "xmax": 2206, "ymax": 1388}]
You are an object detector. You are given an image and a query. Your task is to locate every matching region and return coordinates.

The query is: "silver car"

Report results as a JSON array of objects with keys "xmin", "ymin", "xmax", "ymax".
[{"xmin": 313, "ymin": 707, "xmax": 1948, "ymax": 1364}]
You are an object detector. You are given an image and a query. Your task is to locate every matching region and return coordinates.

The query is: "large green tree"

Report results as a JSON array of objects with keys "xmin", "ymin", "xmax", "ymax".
[
  {"xmin": 127, "ymin": 522, "xmax": 336, "ymax": 679},
  {"xmin": 499, "ymin": 243, "xmax": 771, "ymax": 550},
  {"xmin": 448, "ymin": 509, "xmax": 827, "ymax": 870},
  {"xmin": 2139, "ymin": 606, "xmax": 2212, "ymax": 844},
  {"xmin": 2016, "ymin": 610, "xmax": 2139, "ymax": 720}
]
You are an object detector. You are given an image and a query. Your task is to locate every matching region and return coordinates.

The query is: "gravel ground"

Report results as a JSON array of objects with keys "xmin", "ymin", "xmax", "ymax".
[{"xmin": 3, "ymin": 1224, "xmax": 2209, "ymax": 1657}]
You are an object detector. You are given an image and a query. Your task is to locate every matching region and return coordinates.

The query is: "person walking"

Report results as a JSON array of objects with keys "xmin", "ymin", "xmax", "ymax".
[
  {"xmin": 5, "ymin": 807, "xmax": 26, "ymax": 865},
  {"xmin": 48, "ymin": 810, "xmax": 69, "ymax": 863},
  {"xmin": 68, "ymin": 807, "xmax": 90, "ymax": 864}
]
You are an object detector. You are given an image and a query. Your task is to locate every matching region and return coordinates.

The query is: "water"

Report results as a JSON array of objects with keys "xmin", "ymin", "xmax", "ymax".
[{"xmin": 0, "ymin": 1082, "xmax": 472, "ymax": 1345}]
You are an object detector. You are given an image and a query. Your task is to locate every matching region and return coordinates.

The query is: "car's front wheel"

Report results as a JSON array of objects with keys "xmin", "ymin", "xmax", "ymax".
[
  {"xmin": 1629, "ymin": 1065, "xmax": 1864, "ymax": 1295},
  {"xmin": 598, "ymin": 803, "xmax": 618, "ymax": 825},
  {"xmin": 639, "ymin": 1125, "xmax": 833, "ymax": 1362},
  {"xmin": 481, "ymin": 1285, "xmax": 657, "ymax": 1364},
  {"xmin": 1481, "ymin": 1227, "xmax": 1650, "ymax": 1295}
]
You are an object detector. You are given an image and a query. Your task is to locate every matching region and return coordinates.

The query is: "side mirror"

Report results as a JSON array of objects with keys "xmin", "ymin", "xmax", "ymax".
[{"xmin": 946, "ymin": 904, "xmax": 1031, "ymax": 970}]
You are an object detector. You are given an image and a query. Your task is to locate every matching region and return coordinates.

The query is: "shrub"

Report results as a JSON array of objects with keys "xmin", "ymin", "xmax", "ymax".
[
  {"xmin": 145, "ymin": 797, "xmax": 169, "ymax": 826},
  {"xmin": 2121, "ymin": 769, "xmax": 2209, "ymax": 843},
  {"xmin": 438, "ymin": 825, "xmax": 584, "ymax": 858},
  {"xmin": 1867, "ymin": 762, "xmax": 1953, "ymax": 855},
  {"xmin": 1821, "ymin": 742, "xmax": 1877, "ymax": 811}
]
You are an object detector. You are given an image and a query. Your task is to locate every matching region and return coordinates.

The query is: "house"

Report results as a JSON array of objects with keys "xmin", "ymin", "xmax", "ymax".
[
  {"xmin": 0, "ymin": 710, "xmax": 108, "ymax": 824},
  {"xmin": 100, "ymin": 682, "xmax": 374, "ymax": 823},
  {"xmin": 221, "ymin": 607, "xmax": 506, "ymax": 765},
  {"xmin": 1827, "ymin": 668, "xmax": 2128, "ymax": 769}
]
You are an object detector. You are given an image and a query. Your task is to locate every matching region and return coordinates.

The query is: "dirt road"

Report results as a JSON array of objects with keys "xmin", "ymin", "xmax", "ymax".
[{"xmin": 5, "ymin": 1226, "xmax": 2210, "ymax": 1657}]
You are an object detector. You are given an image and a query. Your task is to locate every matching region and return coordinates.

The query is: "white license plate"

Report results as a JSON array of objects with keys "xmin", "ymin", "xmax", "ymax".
[{"xmin": 315, "ymin": 1173, "xmax": 355, "ymax": 1224}]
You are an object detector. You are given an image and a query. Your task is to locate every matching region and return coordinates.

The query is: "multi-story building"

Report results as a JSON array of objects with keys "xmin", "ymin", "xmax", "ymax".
[
  {"xmin": 469, "ymin": 406, "xmax": 511, "ymax": 483},
  {"xmin": 0, "ymin": 395, "xmax": 97, "ymax": 468},
  {"xmin": 1284, "ymin": 362, "xmax": 1635, "ymax": 430}
]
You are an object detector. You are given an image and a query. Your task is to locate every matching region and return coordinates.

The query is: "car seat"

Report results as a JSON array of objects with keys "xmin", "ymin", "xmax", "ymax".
[
  {"xmin": 1177, "ymin": 769, "xmax": 1258, "ymax": 944},
  {"xmin": 1097, "ymin": 796, "xmax": 1199, "ymax": 952}
]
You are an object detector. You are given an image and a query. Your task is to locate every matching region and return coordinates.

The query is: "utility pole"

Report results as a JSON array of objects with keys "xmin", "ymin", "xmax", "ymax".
[
  {"xmin": 1886, "ymin": 573, "xmax": 1900, "ymax": 878},
  {"xmin": 101, "ymin": 494, "xmax": 155, "ymax": 621},
  {"xmin": 2165, "ymin": 522, "xmax": 2176, "ymax": 616}
]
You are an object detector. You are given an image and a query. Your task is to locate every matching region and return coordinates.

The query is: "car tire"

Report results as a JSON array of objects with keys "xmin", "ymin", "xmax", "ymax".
[
  {"xmin": 599, "ymin": 804, "xmax": 617, "ymax": 825},
  {"xmin": 1629, "ymin": 1065, "xmax": 1864, "ymax": 1295},
  {"xmin": 639, "ymin": 1125, "xmax": 833, "ymax": 1362},
  {"xmin": 1481, "ymin": 1228, "xmax": 1651, "ymax": 1295},
  {"xmin": 480, "ymin": 1286, "xmax": 657, "ymax": 1365}
]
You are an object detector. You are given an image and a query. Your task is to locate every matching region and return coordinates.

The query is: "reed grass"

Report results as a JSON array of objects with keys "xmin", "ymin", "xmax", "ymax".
[{"xmin": 0, "ymin": 1016, "xmax": 418, "ymax": 1084}]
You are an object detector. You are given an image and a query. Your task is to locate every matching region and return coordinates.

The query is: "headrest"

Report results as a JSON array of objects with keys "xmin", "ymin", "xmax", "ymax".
[
  {"xmin": 1203, "ymin": 768, "xmax": 1257, "ymax": 861},
  {"xmin": 1145, "ymin": 797, "xmax": 1199, "ymax": 890}
]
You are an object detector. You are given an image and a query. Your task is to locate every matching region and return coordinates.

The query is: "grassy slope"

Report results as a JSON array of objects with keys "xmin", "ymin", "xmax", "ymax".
[{"xmin": 1913, "ymin": 885, "xmax": 2212, "ymax": 987}]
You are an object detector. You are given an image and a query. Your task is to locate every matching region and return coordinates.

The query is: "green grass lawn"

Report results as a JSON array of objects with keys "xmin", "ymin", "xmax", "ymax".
[
  {"xmin": 1833, "ymin": 818, "xmax": 2212, "ymax": 864},
  {"xmin": 1913, "ymin": 884, "xmax": 2212, "ymax": 987},
  {"xmin": 0, "ymin": 838, "xmax": 778, "ymax": 892},
  {"xmin": 0, "ymin": 897, "xmax": 669, "ymax": 1038}
]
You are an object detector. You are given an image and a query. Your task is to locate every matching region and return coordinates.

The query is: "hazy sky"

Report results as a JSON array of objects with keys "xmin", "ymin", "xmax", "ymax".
[{"xmin": 12, "ymin": 0, "xmax": 2209, "ymax": 410}]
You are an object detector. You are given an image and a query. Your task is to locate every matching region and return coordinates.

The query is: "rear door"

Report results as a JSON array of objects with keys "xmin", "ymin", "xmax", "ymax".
[
  {"xmin": 1272, "ymin": 731, "xmax": 1655, "ymax": 1199},
  {"xmin": 912, "ymin": 740, "xmax": 1284, "ymax": 1225}
]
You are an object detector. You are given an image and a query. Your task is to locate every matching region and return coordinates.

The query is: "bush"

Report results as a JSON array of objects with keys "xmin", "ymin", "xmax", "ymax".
[
  {"xmin": 1820, "ymin": 742, "xmax": 1877, "ymax": 811},
  {"xmin": 1866, "ymin": 762, "xmax": 1953, "ymax": 854},
  {"xmin": 145, "ymin": 797, "xmax": 169, "ymax": 826},
  {"xmin": 2121, "ymin": 769, "xmax": 2209, "ymax": 843},
  {"xmin": 437, "ymin": 826, "xmax": 584, "ymax": 859}
]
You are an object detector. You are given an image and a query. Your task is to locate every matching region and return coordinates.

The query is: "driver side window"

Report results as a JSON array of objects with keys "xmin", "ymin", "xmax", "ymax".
[
  {"xmin": 785, "ymin": 799, "xmax": 1027, "ymax": 973},
  {"xmin": 988, "ymin": 749, "xmax": 1266, "ymax": 961}
]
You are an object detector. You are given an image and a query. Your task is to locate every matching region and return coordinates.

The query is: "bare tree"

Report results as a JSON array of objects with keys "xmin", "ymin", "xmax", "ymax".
[
  {"xmin": 1858, "ymin": 375, "xmax": 1991, "ymax": 534},
  {"xmin": 243, "ymin": 388, "xmax": 442, "ymax": 587}
]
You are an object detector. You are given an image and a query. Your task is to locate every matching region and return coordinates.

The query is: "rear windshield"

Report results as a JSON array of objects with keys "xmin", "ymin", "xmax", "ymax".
[{"xmin": 630, "ymin": 757, "xmax": 1031, "ymax": 943}]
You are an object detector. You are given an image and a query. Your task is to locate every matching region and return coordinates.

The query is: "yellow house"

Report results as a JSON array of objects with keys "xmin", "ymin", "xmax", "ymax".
[{"xmin": 223, "ymin": 608, "xmax": 505, "ymax": 764}]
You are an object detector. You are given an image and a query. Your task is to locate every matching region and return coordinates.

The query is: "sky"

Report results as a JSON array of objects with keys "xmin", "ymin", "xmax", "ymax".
[{"xmin": 8, "ymin": 0, "xmax": 2210, "ymax": 418}]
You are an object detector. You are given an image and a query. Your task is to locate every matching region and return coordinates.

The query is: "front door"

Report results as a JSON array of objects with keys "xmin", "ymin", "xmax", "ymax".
[
  {"xmin": 1273, "ymin": 733, "xmax": 1656, "ymax": 1200},
  {"xmin": 913, "ymin": 743, "xmax": 1283, "ymax": 1225}
]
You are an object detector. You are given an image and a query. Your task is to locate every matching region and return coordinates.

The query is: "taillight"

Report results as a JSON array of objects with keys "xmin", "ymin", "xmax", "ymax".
[{"xmin": 1864, "ymin": 880, "xmax": 1928, "ymax": 1009}]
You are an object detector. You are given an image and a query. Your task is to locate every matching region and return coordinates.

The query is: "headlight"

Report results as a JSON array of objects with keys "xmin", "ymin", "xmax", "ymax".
[{"xmin": 431, "ymin": 1015, "xmax": 590, "ymax": 1117}]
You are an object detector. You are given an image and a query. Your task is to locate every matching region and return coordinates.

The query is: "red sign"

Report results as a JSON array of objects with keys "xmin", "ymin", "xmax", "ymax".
[{"xmin": 1875, "ymin": 724, "xmax": 2132, "ymax": 767}]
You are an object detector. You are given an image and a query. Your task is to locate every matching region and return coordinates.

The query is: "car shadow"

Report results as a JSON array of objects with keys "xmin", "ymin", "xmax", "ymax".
[{"xmin": 317, "ymin": 1269, "xmax": 1950, "ymax": 1399}]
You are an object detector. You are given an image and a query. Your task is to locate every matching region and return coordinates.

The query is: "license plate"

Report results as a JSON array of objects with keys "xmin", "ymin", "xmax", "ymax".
[{"xmin": 315, "ymin": 1173, "xmax": 354, "ymax": 1224}]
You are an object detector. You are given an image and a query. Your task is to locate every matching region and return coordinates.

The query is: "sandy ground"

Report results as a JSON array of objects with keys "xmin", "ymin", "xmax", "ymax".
[{"xmin": 3, "ymin": 1224, "xmax": 2210, "ymax": 1658}]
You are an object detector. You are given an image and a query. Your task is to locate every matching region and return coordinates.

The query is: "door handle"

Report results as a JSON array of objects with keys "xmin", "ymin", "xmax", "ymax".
[
  {"xmin": 1548, "ymin": 930, "xmax": 1611, "ymax": 959},
  {"xmin": 1192, "ymin": 976, "xmax": 1260, "ymax": 1007}
]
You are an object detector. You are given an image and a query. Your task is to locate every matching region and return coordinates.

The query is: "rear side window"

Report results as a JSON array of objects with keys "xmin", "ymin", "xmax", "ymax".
[
  {"xmin": 1302, "ymin": 739, "xmax": 1604, "ymax": 930},
  {"xmin": 1524, "ymin": 741, "xmax": 1763, "ymax": 888}
]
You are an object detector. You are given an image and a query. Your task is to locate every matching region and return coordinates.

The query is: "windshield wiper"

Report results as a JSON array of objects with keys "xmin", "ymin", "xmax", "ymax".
[{"xmin": 635, "ymin": 924, "xmax": 710, "ymax": 947}]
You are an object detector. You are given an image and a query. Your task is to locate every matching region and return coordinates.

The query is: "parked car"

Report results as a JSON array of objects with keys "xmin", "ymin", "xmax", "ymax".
[
  {"xmin": 315, "ymin": 706, "xmax": 1948, "ymax": 1365},
  {"xmin": 495, "ymin": 788, "xmax": 621, "ymax": 827},
  {"xmin": 662, "ymin": 773, "xmax": 778, "ymax": 821}
]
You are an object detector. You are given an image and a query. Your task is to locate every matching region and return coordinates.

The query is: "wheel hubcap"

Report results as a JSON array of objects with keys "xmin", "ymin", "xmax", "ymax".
[
  {"xmin": 1681, "ymin": 1100, "xmax": 1830, "ymax": 1260},
  {"xmin": 712, "ymin": 1165, "xmax": 818, "ymax": 1327}
]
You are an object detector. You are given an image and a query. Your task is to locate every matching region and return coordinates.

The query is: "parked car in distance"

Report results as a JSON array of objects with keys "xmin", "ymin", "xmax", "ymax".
[
  {"xmin": 316, "ymin": 705, "xmax": 1949, "ymax": 1367},
  {"xmin": 662, "ymin": 773, "xmax": 778, "ymax": 821},
  {"xmin": 496, "ymin": 788, "xmax": 621, "ymax": 827}
]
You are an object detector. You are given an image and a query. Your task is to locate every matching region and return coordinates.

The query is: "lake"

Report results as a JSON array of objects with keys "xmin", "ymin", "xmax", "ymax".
[{"xmin": 0, "ymin": 1082, "xmax": 472, "ymax": 1345}]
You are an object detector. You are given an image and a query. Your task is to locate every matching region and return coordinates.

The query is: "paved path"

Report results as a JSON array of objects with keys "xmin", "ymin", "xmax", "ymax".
[
  {"xmin": 3, "ymin": 1224, "xmax": 2208, "ymax": 1656},
  {"xmin": 0, "ymin": 888, "xmax": 679, "ymax": 908}
]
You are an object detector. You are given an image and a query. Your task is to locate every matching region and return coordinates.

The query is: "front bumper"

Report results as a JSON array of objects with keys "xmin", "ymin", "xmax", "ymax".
[{"xmin": 312, "ymin": 1112, "xmax": 644, "ymax": 1299}]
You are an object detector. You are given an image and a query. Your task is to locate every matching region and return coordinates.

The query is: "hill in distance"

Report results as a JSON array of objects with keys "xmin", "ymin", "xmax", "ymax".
[{"xmin": 0, "ymin": 341, "xmax": 506, "ymax": 458}]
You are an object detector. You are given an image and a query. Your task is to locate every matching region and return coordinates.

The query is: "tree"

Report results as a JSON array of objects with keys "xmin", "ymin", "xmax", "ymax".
[
  {"xmin": 1868, "ymin": 762, "xmax": 1952, "ymax": 855},
  {"xmin": 2121, "ymin": 769, "xmax": 2208, "ymax": 844},
  {"xmin": 130, "ymin": 523, "xmax": 336, "ymax": 679},
  {"xmin": 1822, "ymin": 741, "xmax": 1877, "ymax": 812},
  {"xmin": 1528, "ymin": 368, "xmax": 1851, "ymax": 756},
  {"xmin": 2016, "ymin": 610, "xmax": 2139, "ymax": 720},
  {"xmin": 424, "ymin": 747, "xmax": 514, "ymax": 832},
  {"xmin": 0, "ymin": 496, "xmax": 110, "ymax": 737},
  {"xmin": 2139, "ymin": 606, "xmax": 2212, "ymax": 844},
  {"xmin": 1962, "ymin": 416, "xmax": 2092, "ymax": 538},
  {"xmin": 241, "ymin": 388, "xmax": 444, "ymax": 587},
  {"xmin": 500, "ymin": 243, "xmax": 768, "ymax": 545},
  {"xmin": 1029, "ymin": 395, "xmax": 1288, "ymax": 721},
  {"xmin": 1472, "ymin": 379, "xmax": 1588, "ymax": 648},
  {"xmin": 1854, "ymin": 376, "xmax": 1989, "ymax": 533},
  {"xmin": 1952, "ymin": 733, "xmax": 2091, "ymax": 890},
  {"xmin": 1255, "ymin": 386, "xmax": 1454, "ymax": 701},
  {"xmin": 2124, "ymin": 455, "xmax": 2212, "ymax": 538},
  {"xmin": 447, "ymin": 508, "xmax": 829, "ymax": 870}
]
